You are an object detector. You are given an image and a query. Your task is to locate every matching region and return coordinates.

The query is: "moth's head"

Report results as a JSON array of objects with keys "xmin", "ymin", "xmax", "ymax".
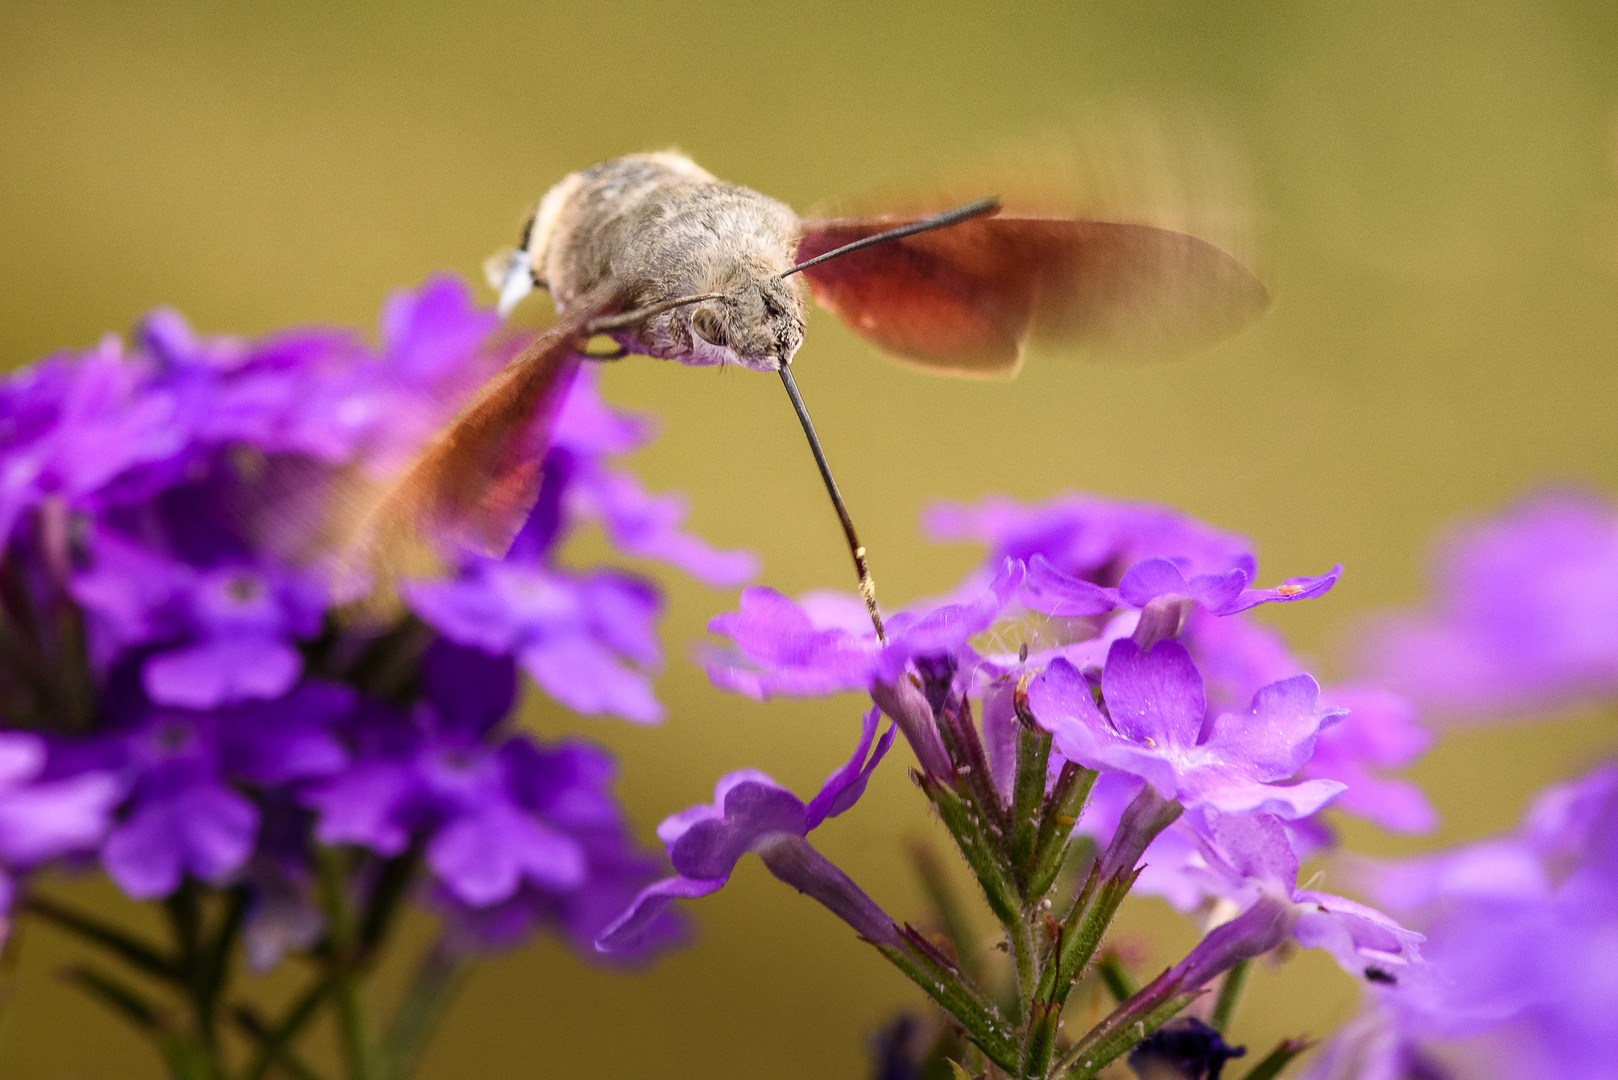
[{"xmin": 688, "ymin": 276, "xmax": 806, "ymax": 372}]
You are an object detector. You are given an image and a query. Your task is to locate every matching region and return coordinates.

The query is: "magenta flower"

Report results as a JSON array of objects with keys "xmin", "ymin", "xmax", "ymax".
[
  {"xmin": 597, "ymin": 708, "xmax": 897, "ymax": 952},
  {"xmin": 1027, "ymin": 639, "xmax": 1346, "ymax": 818}
]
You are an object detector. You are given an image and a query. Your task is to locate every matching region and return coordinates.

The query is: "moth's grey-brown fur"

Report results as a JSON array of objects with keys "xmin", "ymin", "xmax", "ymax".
[{"xmin": 498, "ymin": 152, "xmax": 807, "ymax": 373}]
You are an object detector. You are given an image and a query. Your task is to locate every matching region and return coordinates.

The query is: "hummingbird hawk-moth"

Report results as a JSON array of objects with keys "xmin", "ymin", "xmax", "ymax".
[{"xmin": 363, "ymin": 150, "xmax": 1266, "ymax": 637}]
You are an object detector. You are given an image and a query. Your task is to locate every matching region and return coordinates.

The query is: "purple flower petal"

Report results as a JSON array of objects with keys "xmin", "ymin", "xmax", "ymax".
[
  {"xmin": 1020, "ymin": 554, "xmax": 1119, "ymax": 616},
  {"xmin": 1101, "ymin": 638, "xmax": 1207, "ymax": 751},
  {"xmin": 595, "ymin": 874, "xmax": 724, "ymax": 953},
  {"xmin": 804, "ymin": 708, "xmax": 896, "ymax": 828},
  {"xmin": 1218, "ymin": 564, "xmax": 1342, "ymax": 615},
  {"xmin": 103, "ymin": 781, "xmax": 260, "ymax": 899},
  {"xmin": 428, "ymin": 805, "xmax": 587, "ymax": 906},
  {"xmin": 143, "ymin": 637, "xmax": 302, "ymax": 709},
  {"xmin": 1202, "ymin": 674, "xmax": 1339, "ymax": 782}
]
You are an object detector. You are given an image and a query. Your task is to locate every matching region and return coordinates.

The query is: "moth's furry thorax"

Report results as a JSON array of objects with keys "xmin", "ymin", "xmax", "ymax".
[{"xmin": 530, "ymin": 152, "xmax": 807, "ymax": 372}]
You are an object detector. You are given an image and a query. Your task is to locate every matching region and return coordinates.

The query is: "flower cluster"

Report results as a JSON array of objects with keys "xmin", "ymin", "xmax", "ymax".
[
  {"xmin": 1308, "ymin": 489, "xmax": 1618, "ymax": 1080},
  {"xmin": 613, "ymin": 492, "xmax": 1429, "ymax": 1077},
  {"xmin": 0, "ymin": 277, "xmax": 752, "ymax": 1072}
]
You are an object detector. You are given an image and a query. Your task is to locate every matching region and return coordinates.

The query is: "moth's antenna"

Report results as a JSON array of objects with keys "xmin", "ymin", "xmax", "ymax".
[
  {"xmin": 779, "ymin": 196, "xmax": 1001, "ymax": 279},
  {"xmin": 587, "ymin": 292, "xmax": 729, "ymax": 334},
  {"xmin": 777, "ymin": 363, "xmax": 886, "ymax": 642}
]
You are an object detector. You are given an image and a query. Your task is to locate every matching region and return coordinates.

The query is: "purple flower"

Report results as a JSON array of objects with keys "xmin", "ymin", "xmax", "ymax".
[
  {"xmin": 0, "ymin": 337, "xmax": 185, "ymax": 547},
  {"xmin": 596, "ymin": 708, "xmax": 897, "ymax": 952},
  {"xmin": 1346, "ymin": 764, "xmax": 1618, "ymax": 1078},
  {"xmin": 0, "ymin": 733, "xmax": 121, "ymax": 916},
  {"xmin": 1358, "ymin": 489, "xmax": 1618, "ymax": 720},
  {"xmin": 1022, "ymin": 553, "xmax": 1340, "ymax": 620},
  {"xmin": 1304, "ymin": 686, "xmax": 1436, "ymax": 834},
  {"xmin": 1027, "ymin": 640, "xmax": 1346, "ymax": 819},
  {"xmin": 705, "ymin": 558, "xmax": 1026, "ymax": 700},
  {"xmin": 100, "ymin": 683, "xmax": 351, "ymax": 898},
  {"xmin": 407, "ymin": 562, "xmax": 665, "ymax": 724}
]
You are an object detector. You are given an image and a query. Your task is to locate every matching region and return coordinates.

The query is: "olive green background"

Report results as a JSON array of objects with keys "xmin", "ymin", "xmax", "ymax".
[{"xmin": 3, "ymin": 1, "xmax": 1617, "ymax": 1076}]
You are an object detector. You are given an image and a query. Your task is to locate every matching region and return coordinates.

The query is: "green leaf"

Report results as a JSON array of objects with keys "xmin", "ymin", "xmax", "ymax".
[{"xmin": 26, "ymin": 895, "xmax": 183, "ymax": 984}]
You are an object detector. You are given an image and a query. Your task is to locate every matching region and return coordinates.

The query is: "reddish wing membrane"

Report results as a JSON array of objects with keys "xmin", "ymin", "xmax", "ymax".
[
  {"xmin": 345, "ymin": 303, "xmax": 600, "ymax": 593},
  {"xmin": 795, "ymin": 214, "xmax": 1268, "ymax": 377}
]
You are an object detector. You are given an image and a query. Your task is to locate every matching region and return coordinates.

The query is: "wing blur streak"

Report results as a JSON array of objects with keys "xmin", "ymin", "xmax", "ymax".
[
  {"xmin": 342, "ymin": 306, "xmax": 597, "ymax": 596},
  {"xmin": 796, "ymin": 214, "xmax": 1268, "ymax": 377}
]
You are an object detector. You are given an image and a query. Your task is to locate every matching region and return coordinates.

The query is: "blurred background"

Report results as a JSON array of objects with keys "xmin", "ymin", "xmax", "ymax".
[{"xmin": 3, "ymin": 0, "xmax": 1617, "ymax": 1075}]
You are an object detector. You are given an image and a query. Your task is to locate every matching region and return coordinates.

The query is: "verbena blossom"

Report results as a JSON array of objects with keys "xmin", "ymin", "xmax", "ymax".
[
  {"xmin": 1358, "ymin": 488, "xmax": 1618, "ymax": 720},
  {"xmin": 704, "ymin": 494, "xmax": 1433, "ymax": 906},
  {"xmin": 1310, "ymin": 764, "xmax": 1618, "ymax": 1080},
  {"xmin": 0, "ymin": 275, "xmax": 751, "ymax": 971},
  {"xmin": 689, "ymin": 491, "xmax": 1425, "ymax": 1012},
  {"xmin": 597, "ymin": 707, "xmax": 896, "ymax": 951},
  {"xmin": 1314, "ymin": 488, "xmax": 1618, "ymax": 1080},
  {"xmin": 1026, "ymin": 640, "xmax": 1346, "ymax": 819}
]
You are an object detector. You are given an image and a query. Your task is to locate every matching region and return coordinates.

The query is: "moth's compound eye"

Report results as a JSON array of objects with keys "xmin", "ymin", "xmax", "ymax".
[{"xmin": 692, "ymin": 305, "xmax": 727, "ymax": 347}]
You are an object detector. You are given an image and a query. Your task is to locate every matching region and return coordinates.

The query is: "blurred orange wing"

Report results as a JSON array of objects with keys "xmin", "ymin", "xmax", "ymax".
[
  {"xmin": 350, "ymin": 304, "xmax": 598, "ymax": 585},
  {"xmin": 795, "ymin": 213, "xmax": 1268, "ymax": 377}
]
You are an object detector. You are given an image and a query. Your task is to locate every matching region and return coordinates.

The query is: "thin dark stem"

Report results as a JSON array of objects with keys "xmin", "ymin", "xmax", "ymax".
[{"xmin": 776, "ymin": 364, "xmax": 885, "ymax": 640}]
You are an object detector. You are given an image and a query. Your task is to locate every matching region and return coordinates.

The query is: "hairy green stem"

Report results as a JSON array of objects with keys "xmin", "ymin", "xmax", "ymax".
[{"xmin": 873, "ymin": 941, "xmax": 1020, "ymax": 1073}]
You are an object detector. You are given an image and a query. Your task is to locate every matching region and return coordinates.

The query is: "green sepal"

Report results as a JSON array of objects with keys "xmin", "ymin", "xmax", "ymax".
[
  {"xmin": 1026, "ymin": 764, "xmax": 1096, "ymax": 901},
  {"xmin": 1020, "ymin": 1001, "xmax": 1062, "ymax": 1079},
  {"xmin": 873, "ymin": 942, "xmax": 1021, "ymax": 1075},
  {"xmin": 1061, "ymin": 990, "xmax": 1203, "ymax": 1080},
  {"xmin": 1240, "ymin": 1037, "xmax": 1317, "ymax": 1080},
  {"xmin": 920, "ymin": 773, "xmax": 1021, "ymax": 927},
  {"xmin": 1210, "ymin": 958, "xmax": 1250, "ymax": 1033},
  {"xmin": 1008, "ymin": 722, "xmax": 1051, "ymax": 891}
]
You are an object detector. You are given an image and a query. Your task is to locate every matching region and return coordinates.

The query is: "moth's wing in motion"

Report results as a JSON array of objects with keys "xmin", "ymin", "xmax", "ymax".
[
  {"xmin": 342, "ymin": 304, "xmax": 599, "ymax": 601},
  {"xmin": 795, "ymin": 216, "xmax": 1268, "ymax": 376},
  {"xmin": 796, "ymin": 119, "xmax": 1269, "ymax": 377}
]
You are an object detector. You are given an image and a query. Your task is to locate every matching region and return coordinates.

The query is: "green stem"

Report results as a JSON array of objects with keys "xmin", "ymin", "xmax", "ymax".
[
  {"xmin": 318, "ymin": 849, "xmax": 378, "ymax": 1080},
  {"xmin": 1239, "ymin": 1037, "xmax": 1316, "ymax": 1080},
  {"xmin": 233, "ymin": 1004, "xmax": 333, "ymax": 1080},
  {"xmin": 1098, "ymin": 952, "xmax": 1138, "ymax": 1005},
  {"xmin": 1210, "ymin": 958, "xmax": 1249, "ymax": 1033},
  {"xmin": 238, "ymin": 977, "xmax": 338, "ymax": 1080},
  {"xmin": 166, "ymin": 881, "xmax": 221, "ymax": 1055},
  {"xmin": 64, "ymin": 965, "xmax": 213, "ymax": 1080},
  {"xmin": 380, "ymin": 937, "xmax": 467, "ymax": 1080}
]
